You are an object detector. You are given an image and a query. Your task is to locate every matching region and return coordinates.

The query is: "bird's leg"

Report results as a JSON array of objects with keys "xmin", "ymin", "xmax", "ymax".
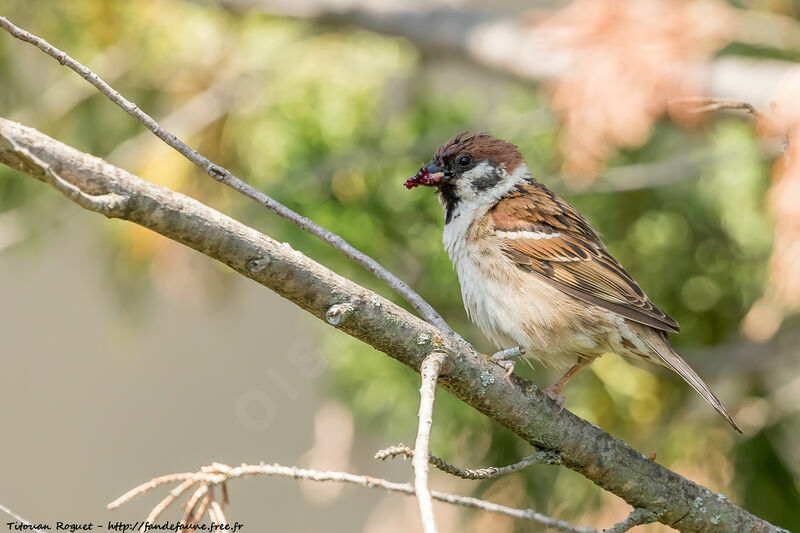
[
  {"xmin": 489, "ymin": 346, "xmax": 526, "ymax": 379},
  {"xmin": 543, "ymin": 354, "xmax": 598, "ymax": 411}
]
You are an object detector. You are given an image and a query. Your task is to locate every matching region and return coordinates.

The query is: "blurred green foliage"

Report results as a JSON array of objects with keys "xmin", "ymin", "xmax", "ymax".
[{"xmin": 1, "ymin": 1, "xmax": 798, "ymax": 530}]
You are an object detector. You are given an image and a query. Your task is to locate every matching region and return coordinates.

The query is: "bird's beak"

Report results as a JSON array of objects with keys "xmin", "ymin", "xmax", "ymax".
[{"xmin": 404, "ymin": 162, "xmax": 447, "ymax": 189}]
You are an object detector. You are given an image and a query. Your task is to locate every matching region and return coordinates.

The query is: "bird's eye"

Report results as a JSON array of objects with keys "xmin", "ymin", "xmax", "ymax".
[{"xmin": 456, "ymin": 155, "xmax": 473, "ymax": 169}]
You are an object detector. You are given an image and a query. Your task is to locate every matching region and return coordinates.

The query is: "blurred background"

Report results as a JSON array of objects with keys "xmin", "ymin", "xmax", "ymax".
[{"xmin": 1, "ymin": 0, "xmax": 799, "ymax": 531}]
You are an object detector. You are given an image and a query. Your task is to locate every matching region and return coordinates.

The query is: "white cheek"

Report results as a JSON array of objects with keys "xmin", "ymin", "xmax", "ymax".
[
  {"xmin": 461, "ymin": 161, "xmax": 493, "ymax": 180},
  {"xmin": 454, "ymin": 162, "xmax": 491, "ymax": 202},
  {"xmin": 455, "ymin": 180, "xmax": 476, "ymax": 202},
  {"xmin": 454, "ymin": 161, "xmax": 515, "ymax": 205}
]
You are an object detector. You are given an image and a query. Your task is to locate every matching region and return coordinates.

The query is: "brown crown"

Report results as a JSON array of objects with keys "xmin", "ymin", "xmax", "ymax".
[{"xmin": 433, "ymin": 132, "xmax": 523, "ymax": 172}]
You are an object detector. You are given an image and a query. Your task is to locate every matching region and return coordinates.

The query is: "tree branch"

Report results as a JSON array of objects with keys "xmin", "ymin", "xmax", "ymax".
[
  {"xmin": 0, "ymin": 118, "xmax": 787, "ymax": 532},
  {"xmin": 0, "ymin": 15, "xmax": 456, "ymax": 337}
]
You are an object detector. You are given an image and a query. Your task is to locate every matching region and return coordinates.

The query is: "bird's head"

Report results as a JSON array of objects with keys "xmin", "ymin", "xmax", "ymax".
[{"xmin": 405, "ymin": 132, "xmax": 525, "ymax": 221}]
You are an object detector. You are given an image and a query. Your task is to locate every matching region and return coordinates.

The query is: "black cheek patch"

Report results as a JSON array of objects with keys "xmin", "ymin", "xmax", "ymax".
[{"xmin": 471, "ymin": 167, "xmax": 502, "ymax": 191}]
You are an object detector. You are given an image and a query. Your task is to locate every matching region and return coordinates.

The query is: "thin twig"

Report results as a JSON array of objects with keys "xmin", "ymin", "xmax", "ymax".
[
  {"xmin": 10, "ymin": 44, "xmax": 130, "ymax": 124},
  {"xmin": 0, "ymin": 503, "xmax": 44, "ymax": 533},
  {"xmin": 414, "ymin": 351, "xmax": 447, "ymax": 533},
  {"xmin": 107, "ymin": 472, "xmax": 195, "ymax": 509},
  {"xmin": 671, "ymin": 96, "xmax": 790, "ymax": 154},
  {"xmin": 190, "ymin": 495, "xmax": 211, "ymax": 529},
  {"xmin": 602, "ymin": 507, "xmax": 662, "ymax": 533},
  {"xmin": 0, "ymin": 15, "xmax": 456, "ymax": 337},
  {"xmin": 108, "ymin": 462, "xmax": 599, "ymax": 533},
  {"xmin": 106, "ymin": 74, "xmax": 260, "ymax": 168},
  {"xmin": 208, "ymin": 488, "xmax": 227, "ymax": 526},
  {"xmin": 375, "ymin": 444, "xmax": 562, "ymax": 480},
  {"xmin": 671, "ymin": 97, "xmax": 765, "ymax": 119},
  {"xmin": 181, "ymin": 484, "xmax": 209, "ymax": 530},
  {"xmin": 433, "ymin": 451, "xmax": 559, "ymax": 479},
  {"xmin": 145, "ymin": 478, "xmax": 196, "ymax": 525}
]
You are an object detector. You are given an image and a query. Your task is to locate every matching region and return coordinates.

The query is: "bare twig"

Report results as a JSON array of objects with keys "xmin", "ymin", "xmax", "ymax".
[
  {"xmin": 106, "ymin": 73, "xmax": 262, "ymax": 169},
  {"xmin": 0, "ymin": 503, "xmax": 44, "ymax": 533},
  {"xmin": 375, "ymin": 444, "xmax": 562, "ymax": 480},
  {"xmin": 181, "ymin": 483, "xmax": 209, "ymax": 530},
  {"xmin": 414, "ymin": 351, "xmax": 447, "ymax": 533},
  {"xmin": 107, "ymin": 472, "xmax": 195, "ymax": 510},
  {"xmin": 10, "ymin": 44, "xmax": 130, "ymax": 124},
  {"xmin": 671, "ymin": 97, "xmax": 765, "ymax": 119},
  {"xmin": 670, "ymin": 96, "xmax": 790, "ymax": 154},
  {"xmin": 602, "ymin": 507, "xmax": 662, "ymax": 533},
  {"xmin": 108, "ymin": 462, "xmax": 598, "ymax": 533},
  {"xmin": 191, "ymin": 495, "xmax": 211, "ymax": 527},
  {"xmin": 145, "ymin": 478, "xmax": 197, "ymax": 525},
  {"xmin": 208, "ymin": 489, "xmax": 227, "ymax": 526},
  {"xmin": 0, "ymin": 15, "xmax": 456, "ymax": 337}
]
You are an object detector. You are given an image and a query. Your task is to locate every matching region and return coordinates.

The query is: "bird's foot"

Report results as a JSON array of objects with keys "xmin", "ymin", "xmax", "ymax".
[
  {"xmin": 489, "ymin": 346, "xmax": 525, "ymax": 380},
  {"xmin": 543, "ymin": 385, "xmax": 566, "ymax": 412}
]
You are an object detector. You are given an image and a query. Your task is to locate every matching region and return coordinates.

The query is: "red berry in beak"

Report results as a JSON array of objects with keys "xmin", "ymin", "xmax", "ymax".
[
  {"xmin": 404, "ymin": 165, "xmax": 444, "ymax": 189},
  {"xmin": 403, "ymin": 166, "xmax": 429, "ymax": 189}
]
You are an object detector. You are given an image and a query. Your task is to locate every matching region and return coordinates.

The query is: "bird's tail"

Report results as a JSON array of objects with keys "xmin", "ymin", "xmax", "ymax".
[{"xmin": 631, "ymin": 323, "xmax": 743, "ymax": 434}]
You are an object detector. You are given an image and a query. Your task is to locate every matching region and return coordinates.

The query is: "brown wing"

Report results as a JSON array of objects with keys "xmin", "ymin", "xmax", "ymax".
[{"xmin": 492, "ymin": 181, "xmax": 679, "ymax": 333}]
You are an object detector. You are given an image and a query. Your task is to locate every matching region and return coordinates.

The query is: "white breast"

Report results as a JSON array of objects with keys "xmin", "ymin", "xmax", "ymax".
[{"xmin": 441, "ymin": 165, "xmax": 601, "ymax": 368}]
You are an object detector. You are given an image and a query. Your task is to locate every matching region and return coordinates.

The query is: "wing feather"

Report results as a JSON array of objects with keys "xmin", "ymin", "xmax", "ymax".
[
  {"xmin": 493, "ymin": 181, "xmax": 679, "ymax": 333},
  {"xmin": 632, "ymin": 323, "xmax": 742, "ymax": 433}
]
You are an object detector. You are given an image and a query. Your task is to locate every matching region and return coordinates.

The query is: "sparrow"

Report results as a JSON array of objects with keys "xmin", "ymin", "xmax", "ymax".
[{"xmin": 406, "ymin": 132, "xmax": 741, "ymax": 433}]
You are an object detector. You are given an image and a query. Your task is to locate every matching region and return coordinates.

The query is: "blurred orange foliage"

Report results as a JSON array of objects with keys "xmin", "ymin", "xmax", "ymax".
[
  {"xmin": 535, "ymin": 0, "xmax": 733, "ymax": 183},
  {"xmin": 743, "ymin": 68, "xmax": 800, "ymax": 341}
]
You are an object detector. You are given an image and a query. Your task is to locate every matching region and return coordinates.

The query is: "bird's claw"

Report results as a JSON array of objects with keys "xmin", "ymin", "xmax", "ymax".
[{"xmin": 489, "ymin": 346, "xmax": 525, "ymax": 380}]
